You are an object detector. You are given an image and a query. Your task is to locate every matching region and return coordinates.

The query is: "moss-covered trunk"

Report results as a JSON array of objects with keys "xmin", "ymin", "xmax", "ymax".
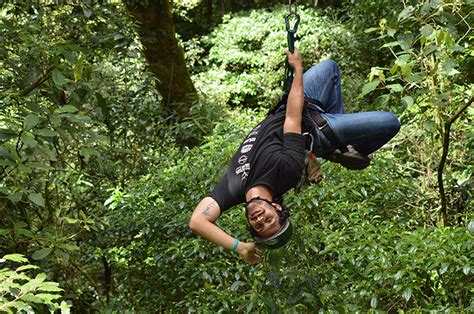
[{"xmin": 125, "ymin": 0, "xmax": 197, "ymax": 119}]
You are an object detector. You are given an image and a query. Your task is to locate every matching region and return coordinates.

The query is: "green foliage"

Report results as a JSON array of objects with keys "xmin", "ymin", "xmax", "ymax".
[
  {"xmin": 361, "ymin": 0, "xmax": 473, "ymax": 225},
  {"xmin": 0, "ymin": 1, "xmax": 173, "ymax": 310},
  {"xmin": 0, "ymin": 254, "xmax": 70, "ymax": 313},
  {"xmin": 101, "ymin": 109, "xmax": 265, "ymax": 310},
  {"xmin": 186, "ymin": 5, "xmax": 365, "ymax": 109},
  {"xmin": 105, "ymin": 115, "xmax": 473, "ymax": 311},
  {"xmin": 1, "ymin": 0, "xmax": 472, "ymax": 312}
]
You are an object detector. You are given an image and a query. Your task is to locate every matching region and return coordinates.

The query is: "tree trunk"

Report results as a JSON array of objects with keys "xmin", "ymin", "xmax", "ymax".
[
  {"xmin": 124, "ymin": 0, "xmax": 197, "ymax": 118},
  {"xmin": 437, "ymin": 99, "xmax": 472, "ymax": 226}
]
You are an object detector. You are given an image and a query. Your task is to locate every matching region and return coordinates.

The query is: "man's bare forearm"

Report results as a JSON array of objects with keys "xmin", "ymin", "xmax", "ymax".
[{"xmin": 189, "ymin": 197, "xmax": 242, "ymax": 253}]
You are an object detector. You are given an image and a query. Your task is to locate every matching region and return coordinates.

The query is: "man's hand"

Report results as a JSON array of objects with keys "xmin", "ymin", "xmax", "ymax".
[
  {"xmin": 284, "ymin": 48, "xmax": 303, "ymax": 71},
  {"xmin": 237, "ymin": 242, "xmax": 262, "ymax": 265}
]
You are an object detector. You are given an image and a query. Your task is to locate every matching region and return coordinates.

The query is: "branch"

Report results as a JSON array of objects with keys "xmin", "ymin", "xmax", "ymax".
[
  {"xmin": 437, "ymin": 99, "xmax": 472, "ymax": 226},
  {"xmin": 19, "ymin": 66, "xmax": 55, "ymax": 97}
]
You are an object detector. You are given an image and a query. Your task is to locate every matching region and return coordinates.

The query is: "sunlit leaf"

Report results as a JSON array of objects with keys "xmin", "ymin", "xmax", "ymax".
[
  {"xmin": 361, "ymin": 79, "xmax": 380, "ymax": 96},
  {"xmin": 52, "ymin": 69, "xmax": 67, "ymax": 86},
  {"xmin": 3, "ymin": 254, "xmax": 28, "ymax": 263},
  {"xmin": 24, "ymin": 114, "xmax": 39, "ymax": 130},
  {"xmin": 402, "ymin": 96, "xmax": 414, "ymax": 106},
  {"xmin": 402, "ymin": 288, "xmax": 412, "ymax": 301},
  {"xmin": 28, "ymin": 193, "xmax": 45, "ymax": 207}
]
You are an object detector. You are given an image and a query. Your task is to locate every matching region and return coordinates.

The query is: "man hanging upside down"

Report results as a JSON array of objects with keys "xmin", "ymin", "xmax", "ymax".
[{"xmin": 189, "ymin": 48, "xmax": 400, "ymax": 264}]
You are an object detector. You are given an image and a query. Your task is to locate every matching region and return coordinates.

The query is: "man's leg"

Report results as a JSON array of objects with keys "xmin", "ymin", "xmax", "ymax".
[
  {"xmin": 324, "ymin": 111, "xmax": 400, "ymax": 156},
  {"xmin": 303, "ymin": 59, "xmax": 345, "ymax": 114},
  {"xmin": 302, "ymin": 60, "xmax": 400, "ymax": 168}
]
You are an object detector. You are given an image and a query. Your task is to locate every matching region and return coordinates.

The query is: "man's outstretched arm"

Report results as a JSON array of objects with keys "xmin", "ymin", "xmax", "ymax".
[
  {"xmin": 189, "ymin": 197, "xmax": 262, "ymax": 264},
  {"xmin": 283, "ymin": 48, "xmax": 304, "ymax": 134}
]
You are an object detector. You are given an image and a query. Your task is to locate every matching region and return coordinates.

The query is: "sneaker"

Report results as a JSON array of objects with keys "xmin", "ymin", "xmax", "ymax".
[{"xmin": 325, "ymin": 145, "xmax": 372, "ymax": 170}]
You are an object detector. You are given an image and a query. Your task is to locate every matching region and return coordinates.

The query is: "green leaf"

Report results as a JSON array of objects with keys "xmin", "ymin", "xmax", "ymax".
[
  {"xmin": 28, "ymin": 193, "xmax": 45, "ymax": 207},
  {"xmin": 423, "ymin": 121, "xmax": 436, "ymax": 131},
  {"xmin": 468, "ymin": 221, "xmax": 474, "ymax": 232},
  {"xmin": 420, "ymin": 25, "xmax": 434, "ymax": 37},
  {"xmin": 3, "ymin": 254, "xmax": 28, "ymax": 263},
  {"xmin": 56, "ymin": 105, "xmax": 78, "ymax": 114},
  {"xmin": 375, "ymin": 94, "xmax": 390, "ymax": 106},
  {"xmin": 60, "ymin": 300, "xmax": 71, "ymax": 313},
  {"xmin": 21, "ymin": 294, "xmax": 43, "ymax": 304},
  {"xmin": 0, "ymin": 228, "xmax": 10, "ymax": 236},
  {"xmin": 7, "ymin": 191, "xmax": 23, "ymax": 203},
  {"xmin": 17, "ymin": 228, "xmax": 34, "ymax": 238},
  {"xmin": 62, "ymin": 50, "xmax": 77, "ymax": 64},
  {"xmin": 400, "ymin": 64, "xmax": 412, "ymax": 78},
  {"xmin": 79, "ymin": 147, "xmax": 99, "ymax": 162},
  {"xmin": 16, "ymin": 264, "xmax": 39, "ymax": 272},
  {"xmin": 382, "ymin": 41, "xmax": 400, "ymax": 48},
  {"xmin": 35, "ymin": 128, "xmax": 57, "ymax": 137},
  {"xmin": 402, "ymin": 96, "xmax": 414, "ymax": 106},
  {"xmin": 406, "ymin": 73, "xmax": 423, "ymax": 83},
  {"xmin": 66, "ymin": 218, "xmax": 79, "ymax": 224},
  {"xmin": 32, "ymin": 248, "xmax": 52, "ymax": 260},
  {"xmin": 63, "ymin": 244, "xmax": 79, "ymax": 251},
  {"xmin": 402, "ymin": 288, "xmax": 412, "ymax": 301},
  {"xmin": 370, "ymin": 296, "xmax": 377, "ymax": 308},
  {"xmin": 83, "ymin": 7, "xmax": 93, "ymax": 18},
  {"xmin": 439, "ymin": 263, "xmax": 449, "ymax": 274},
  {"xmin": 361, "ymin": 79, "xmax": 380, "ymax": 96},
  {"xmin": 74, "ymin": 63, "xmax": 83, "ymax": 82},
  {"xmin": 230, "ymin": 280, "xmax": 245, "ymax": 292},
  {"xmin": 40, "ymin": 282, "xmax": 63, "ymax": 292},
  {"xmin": 387, "ymin": 84, "xmax": 403, "ymax": 93},
  {"xmin": 65, "ymin": 114, "xmax": 91, "ymax": 123},
  {"xmin": 55, "ymin": 249, "xmax": 70, "ymax": 263},
  {"xmin": 14, "ymin": 222, "xmax": 28, "ymax": 229},
  {"xmin": 34, "ymin": 273, "xmax": 47, "ymax": 282},
  {"xmin": 398, "ymin": 5, "xmax": 414, "ymax": 22},
  {"xmin": 443, "ymin": 59, "xmax": 460, "ymax": 76},
  {"xmin": 12, "ymin": 301, "xmax": 31, "ymax": 310},
  {"xmin": 52, "ymin": 69, "xmax": 67, "ymax": 86},
  {"xmin": 24, "ymin": 114, "xmax": 39, "ymax": 130},
  {"xmin": 0, "ymin": 128, "xmax": 18, "ymax": 140},
  {"xmin": 365, "ymin": 27, "xmax": 379, "ymax": 33},
  {"xmin": 36, "ymin": 293, "xmax": 62, "ymax": 302},
  {"xmin": 21, "ymin": 133, "xmax": 38, "ymax": 148}
]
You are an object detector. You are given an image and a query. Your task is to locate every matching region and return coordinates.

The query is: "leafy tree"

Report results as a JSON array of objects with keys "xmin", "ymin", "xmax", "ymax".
[{"xmin": 362, "ymin": 0, "xmax": 473, "ymax": 226}]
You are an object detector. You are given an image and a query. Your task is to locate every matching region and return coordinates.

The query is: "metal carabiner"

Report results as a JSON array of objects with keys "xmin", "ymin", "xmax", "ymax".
[{"xmin": 285, "ymin": 12, "xmax": 300, "ymax": 33}]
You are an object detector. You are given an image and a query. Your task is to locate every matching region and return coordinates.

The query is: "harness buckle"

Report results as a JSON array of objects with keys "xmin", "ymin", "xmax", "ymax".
[{"xmin": 317, "ymin": 121, "xmax": 328, "ymax": 130}]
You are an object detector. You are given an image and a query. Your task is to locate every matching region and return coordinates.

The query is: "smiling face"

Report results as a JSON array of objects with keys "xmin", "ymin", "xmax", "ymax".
[{"xmin": 246, "ymin": 199, "xmax": 283, "ymax": 238}]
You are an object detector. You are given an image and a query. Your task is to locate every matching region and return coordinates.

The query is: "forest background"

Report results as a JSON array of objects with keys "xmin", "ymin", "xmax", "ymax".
[{"xmin": 0, "ymin": 0, "xmax": 472, "ymax": 312}]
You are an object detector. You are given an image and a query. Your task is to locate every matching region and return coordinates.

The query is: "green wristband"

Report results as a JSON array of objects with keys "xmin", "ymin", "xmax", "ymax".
[{"xmin": 231, "ymin": 239, "xmax": 239, "ymax": 252}]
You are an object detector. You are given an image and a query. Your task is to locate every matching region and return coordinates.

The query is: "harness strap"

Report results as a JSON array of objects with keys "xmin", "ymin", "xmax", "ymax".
[{"xmin": 304, "ymin": 98, "xmax": 348, "ymax": 153}]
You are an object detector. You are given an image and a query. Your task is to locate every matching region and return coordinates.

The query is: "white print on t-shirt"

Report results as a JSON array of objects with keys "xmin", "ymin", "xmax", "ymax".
[
  {"xmin": 234, "ymin": 123, "xmax": 261, "ymax": 181},
  {"xmin": 243, "ymin": 137, "xmax": 256, "ymax": 144},
  {"xmin": 241, "ymin": 144, "xmax": 253, "ymax": 153},
  {"xmin": 238, "ymin": 155, "xmax": 248, "ymax": 165},
  {"xmin": 235, "ymin": 163, "xmax": 250, "ymax": 176}
]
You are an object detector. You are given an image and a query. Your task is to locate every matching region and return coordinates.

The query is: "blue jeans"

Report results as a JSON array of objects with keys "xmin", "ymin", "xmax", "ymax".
[{"xmin": 302, "ymin": 60, "xmax": 400, "ymax": 156}]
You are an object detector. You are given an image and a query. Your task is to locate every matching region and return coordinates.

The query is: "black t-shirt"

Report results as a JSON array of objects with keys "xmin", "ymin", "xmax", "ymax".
[{"xmin": 210, "ymin": 111, "xmax": 306, "ymax": 213}]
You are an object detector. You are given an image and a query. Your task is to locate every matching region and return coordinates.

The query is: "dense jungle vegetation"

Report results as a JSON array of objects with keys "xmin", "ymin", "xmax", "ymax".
[{"xmin": 0, "ymin": 0, "xmax": 472, "ymax": 312}]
